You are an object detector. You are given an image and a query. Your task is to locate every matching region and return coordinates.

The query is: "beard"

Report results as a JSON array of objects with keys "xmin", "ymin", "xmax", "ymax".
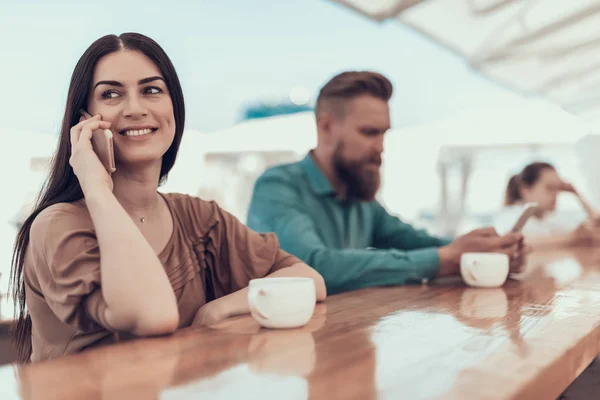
[{"xmin": 333, "ymin": 142, "xmax": 382, "ymax": 201}]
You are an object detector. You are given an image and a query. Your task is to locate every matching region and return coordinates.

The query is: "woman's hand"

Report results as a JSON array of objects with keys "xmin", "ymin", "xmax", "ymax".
[
  {"xmin": 193, "ymin": 300, "xmax": 227, "ymax": 326},
  {"xmin": 192, "ymin": 262, "xmax": 327, "ymax": 328},
  {"xmin": 559, "ymin": 181, "xmax": 577, "ymax": 194},
  {"xmin": 69, "ymin": 114, "xmax": 113, "ymax": 194},
  {"xmin": 561, "ymin": 181, "xmax": 599, "ymax": 220}
]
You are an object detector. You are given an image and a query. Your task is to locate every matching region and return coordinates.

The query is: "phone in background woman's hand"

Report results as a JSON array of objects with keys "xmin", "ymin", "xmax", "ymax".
[{"xmin": 511, "ymin": 202, "xmax": 539, "ymax": 233}]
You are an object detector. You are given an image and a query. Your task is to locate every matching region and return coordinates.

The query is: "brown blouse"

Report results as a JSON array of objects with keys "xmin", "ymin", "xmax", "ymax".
[{"xmin": 23, "ymin": 193, "xmax": 300, "ymax": 362}]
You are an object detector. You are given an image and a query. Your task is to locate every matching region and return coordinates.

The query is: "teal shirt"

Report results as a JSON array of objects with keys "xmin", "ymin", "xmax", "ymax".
[{"xmin": 247, "ymin": 153, "xmax": 452, "ymax": 294}]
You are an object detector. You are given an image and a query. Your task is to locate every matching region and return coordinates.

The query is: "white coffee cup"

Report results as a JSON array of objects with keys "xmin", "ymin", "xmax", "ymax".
[
  {"xmin": 460, "ymin": 252, "xmax": 509, "ymax": 288},
  {"xmin": 248, "ymin": 277, "xmax": 316, "ymax": 329}
]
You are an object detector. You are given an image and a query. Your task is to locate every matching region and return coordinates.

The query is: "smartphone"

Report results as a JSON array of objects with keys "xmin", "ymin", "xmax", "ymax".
[
  {"xmin": 511, "ymin": 202, "xmax": 539, "ymax": 232},
  {"xmin": 79, "ymin": 110, "xmax": 116, "ymax": 173}
]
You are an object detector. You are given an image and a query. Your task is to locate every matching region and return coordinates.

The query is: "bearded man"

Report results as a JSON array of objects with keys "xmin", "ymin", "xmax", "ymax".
[{"xmin": 247, "ymin": 71, "xmax": 524, "ymax": 294}]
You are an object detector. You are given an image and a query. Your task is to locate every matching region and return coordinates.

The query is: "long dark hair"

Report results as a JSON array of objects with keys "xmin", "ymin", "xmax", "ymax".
[
  {"xmin": 504, "ymin": 162, "xmax": 555, "ymax": 206},
  {"xmin": 9, "ymin": 33, "xmax": 186, "ymax": 362}
]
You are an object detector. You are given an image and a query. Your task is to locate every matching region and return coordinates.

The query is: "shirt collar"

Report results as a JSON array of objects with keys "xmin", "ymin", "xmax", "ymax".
[{"xmin": 300, "ymin": 152, "xmax": 336, "ymax": 196}]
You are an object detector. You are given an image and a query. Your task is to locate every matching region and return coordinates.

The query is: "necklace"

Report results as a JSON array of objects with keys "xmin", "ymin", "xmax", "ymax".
[{"xmin": 133, "ymin": 195, "xmax": 161, "ymax": 224}]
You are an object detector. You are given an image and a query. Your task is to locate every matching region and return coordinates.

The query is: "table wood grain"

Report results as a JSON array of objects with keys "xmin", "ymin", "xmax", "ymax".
[{"xmin": 4, "ymin": 247, "xmax": 600, "ymax": 400}]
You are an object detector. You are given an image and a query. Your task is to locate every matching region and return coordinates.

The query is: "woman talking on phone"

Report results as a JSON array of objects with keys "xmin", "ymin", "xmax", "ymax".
[
  {"xmin": 495, "ymin": 162, "xmax": 600, "ymax": 249},
  {"xmin": 10, "ymin": 33, "xmax": 326, "ymax": 363}
]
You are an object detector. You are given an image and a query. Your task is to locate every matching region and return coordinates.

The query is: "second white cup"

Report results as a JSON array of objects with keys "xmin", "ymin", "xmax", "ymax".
[
  {"xmin": 248, "ymin": 277, "xmax": 316, "ymax": 329},
  {"xmin": 460, "ymin": 252, "xmax": 509, "ymax": 288}
]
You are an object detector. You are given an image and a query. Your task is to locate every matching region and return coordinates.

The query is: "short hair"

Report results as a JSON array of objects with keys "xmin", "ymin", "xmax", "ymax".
[{"xmin": 315, "ymin": 71, "xmax": 393, "ymax": 117}]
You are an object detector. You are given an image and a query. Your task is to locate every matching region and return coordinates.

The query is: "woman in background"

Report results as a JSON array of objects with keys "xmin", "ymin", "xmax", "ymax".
[
  {"xmin": 10, "ymin": 33, "xmax": 326, "ymax": 363},
  {"xmin": 496, "ymin": 162, "xmax": 600, "ymax": 249}
]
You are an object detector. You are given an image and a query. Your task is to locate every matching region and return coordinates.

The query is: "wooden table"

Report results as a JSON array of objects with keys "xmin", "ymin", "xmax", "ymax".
[{"xmin": 4, "ymin": 248, "xmax": 600, "ymax": 400}]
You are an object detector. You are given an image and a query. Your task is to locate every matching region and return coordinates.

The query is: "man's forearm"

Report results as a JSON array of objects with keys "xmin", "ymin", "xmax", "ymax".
[
  {"xmin": 436, "ymin": 246, "xmax": 460, "ymax": 277},
  {"xmin": 301, "ymin": 246, "xmax": 442, "ymax": 294}
]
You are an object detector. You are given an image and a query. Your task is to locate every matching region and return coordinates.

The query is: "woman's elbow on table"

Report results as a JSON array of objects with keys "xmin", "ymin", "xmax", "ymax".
[
  {"xmin": 106, "ymin": 308, "xmax": 180, "ymax": 337},
  {"xmin": 135, "ymin": 311, "xmax": 180, "ymax": 336}
]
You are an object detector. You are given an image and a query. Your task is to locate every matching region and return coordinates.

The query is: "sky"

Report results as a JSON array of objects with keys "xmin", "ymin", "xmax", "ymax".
[{"xmin": 0, "ymin": 0, "xmax": 526, "ymax": 135}]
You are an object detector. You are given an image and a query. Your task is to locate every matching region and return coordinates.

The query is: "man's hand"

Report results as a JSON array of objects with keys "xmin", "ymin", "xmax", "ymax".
[
  {"xmin": 511, "ymin": 239, "xmax": 532, "ymax": 274},
  {"xmin": 438, "ymin": 227, "xmax": 524, "ymax": 277}
]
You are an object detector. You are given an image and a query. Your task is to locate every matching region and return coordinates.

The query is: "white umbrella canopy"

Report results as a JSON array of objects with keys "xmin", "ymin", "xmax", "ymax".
[
  {"xmin": 161, "ymin": 113, "xmax": 317, "ymax": 196},
  {"xmin": 331, "ymin": 0, "xmax": 600, "ymax": 124},
  {"xmin": 193, "ymin": 112, "xmax": 317, "ymax": 154},
  {"xmin": 384, "ymin": 99, "xmax": 588, "ymax": 156}
]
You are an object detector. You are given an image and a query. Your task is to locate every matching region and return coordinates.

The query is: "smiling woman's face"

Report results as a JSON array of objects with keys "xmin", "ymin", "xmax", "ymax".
[{"xmin": 87, "ymin": 49, "xmax": 175, "ymax": 168}]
